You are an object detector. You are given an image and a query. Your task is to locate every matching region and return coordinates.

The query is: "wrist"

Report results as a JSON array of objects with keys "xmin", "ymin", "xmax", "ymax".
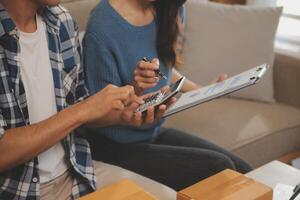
[{"xmin": 73, "ymin": 100, "xmax": 90, "ymax": 126}]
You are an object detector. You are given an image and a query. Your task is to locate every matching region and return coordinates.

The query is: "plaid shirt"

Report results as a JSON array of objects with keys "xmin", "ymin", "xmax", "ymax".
[{"xmin": 0, "ymin": 4, "xmax": 96, "ymax": 200}]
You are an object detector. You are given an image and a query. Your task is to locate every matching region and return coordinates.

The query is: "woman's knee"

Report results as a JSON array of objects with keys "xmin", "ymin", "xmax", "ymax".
[
  {"xmin": 193, "ymin": 150, "xmax": 236, "ymax": 175},
  {"xmin": 212, "ymin": 152, "xmax": 236, "ymax": 171}
]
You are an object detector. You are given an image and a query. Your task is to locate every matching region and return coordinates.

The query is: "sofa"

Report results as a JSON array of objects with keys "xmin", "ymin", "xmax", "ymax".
[{"xmin": 61, "ymin": 0, "xmax": 300, "ymax": 168}]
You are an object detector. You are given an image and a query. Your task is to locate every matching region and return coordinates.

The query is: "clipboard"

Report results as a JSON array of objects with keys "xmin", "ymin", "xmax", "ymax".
[{"xmin": 164, "ymin": 64, "xmax": 268, "ymax": 118}]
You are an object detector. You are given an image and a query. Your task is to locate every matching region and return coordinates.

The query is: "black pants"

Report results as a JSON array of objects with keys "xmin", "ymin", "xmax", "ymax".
[{"xmin": 86, "ymin": 128, "xmax": 252, "ymax": 191}]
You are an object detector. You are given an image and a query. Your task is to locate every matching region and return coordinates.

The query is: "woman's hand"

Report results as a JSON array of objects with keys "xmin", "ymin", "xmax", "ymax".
[
  {"xmin": 133, "ymin": 58, "xmax": 160, "ymax": 95},
  {"xmin": 210, "ymin": 74, "xmax": 228, "ymax": 84}
]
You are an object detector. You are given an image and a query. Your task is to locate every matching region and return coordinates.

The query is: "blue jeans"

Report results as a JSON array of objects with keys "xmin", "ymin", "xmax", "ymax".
[{"xmin": 86, "ymin": 128, "xmax": 252, "ymax": 191}]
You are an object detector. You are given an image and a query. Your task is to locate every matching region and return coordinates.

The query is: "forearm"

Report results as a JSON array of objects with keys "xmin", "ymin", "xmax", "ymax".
[
  {"xmin": 0, "ymin": 83, "xmax": 144, "ymax": 172},
  {"xmin": 0, "ymin": 102, "xmax": 85, "ymax": 172},
  {"xmin": 87, "ymin": 110, "xmax": 122, "ymax": 128},
  {"xmin": 172, "ymin": 68, "xmax": 200, "ymax": 92}
]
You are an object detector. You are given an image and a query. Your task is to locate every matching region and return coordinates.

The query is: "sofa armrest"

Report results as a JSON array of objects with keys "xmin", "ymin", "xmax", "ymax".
[{"xmin": 274, "ymin": 53, "xmax": 300, "ymax": 109}]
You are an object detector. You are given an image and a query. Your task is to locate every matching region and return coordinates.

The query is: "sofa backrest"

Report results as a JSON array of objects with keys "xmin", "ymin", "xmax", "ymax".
[{"xmin": 61, "ymin": 0, "xmax": 100, "ymax": 31}]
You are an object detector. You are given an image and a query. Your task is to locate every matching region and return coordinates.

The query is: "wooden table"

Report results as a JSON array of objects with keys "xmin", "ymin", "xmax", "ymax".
[{"xmin": 278, "ymin": 150, "xmax": 300, "ymax": 165}]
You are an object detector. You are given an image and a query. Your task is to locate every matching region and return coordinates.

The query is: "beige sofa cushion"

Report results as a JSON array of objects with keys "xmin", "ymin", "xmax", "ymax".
[
  {"xmin": 274, "ymin": 53, "xmax": 300, "ymax": 109},
  {"xmin": 61, "ymin": 0, "xmax": 100, "ymax": 31},
  {"xmin": 165, "ymin": 98, "xmax": 300, "ymax": 150},
  {"xmin": 181, "ymin": 0, "xmax": 282, "ymax": 102}
]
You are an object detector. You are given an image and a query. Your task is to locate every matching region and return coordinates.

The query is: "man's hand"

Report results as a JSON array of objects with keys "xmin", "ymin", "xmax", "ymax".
[
  {"xmin": 133, "ymin": 58, "xmax": 160, "ymax": 95},
  {"xmin": 121, "ymin": 86, "xmax": 176, "ymax": 126},
  {"xmin": 80, "ymin": 84, "xmax": 144, "ymax": 125}
]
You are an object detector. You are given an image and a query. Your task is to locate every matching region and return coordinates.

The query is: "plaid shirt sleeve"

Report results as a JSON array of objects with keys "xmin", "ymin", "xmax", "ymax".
[
  {"xmin": 74, "ymin": 21, "xmax": 89, "ymax": 103},
  {"xmin": 0, "ymin": 111, "xmax": 6, "ymax": 138}
]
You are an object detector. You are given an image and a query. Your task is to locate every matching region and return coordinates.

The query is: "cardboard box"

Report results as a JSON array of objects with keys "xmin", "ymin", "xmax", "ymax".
[
  {"xmin": 177, "ymin": 169, "xmax": 273, "ymax": 200},
  {"xmin": 79, "ymin": 179, "xmax": 157, "ymax": 200}
]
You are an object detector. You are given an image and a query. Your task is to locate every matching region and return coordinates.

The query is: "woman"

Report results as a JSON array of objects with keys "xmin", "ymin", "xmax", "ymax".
[{"xmin": 83, "ymin": 0, "xmax": 252, "ymax": 191}]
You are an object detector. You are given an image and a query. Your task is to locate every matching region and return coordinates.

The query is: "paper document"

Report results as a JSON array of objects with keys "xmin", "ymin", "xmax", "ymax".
[{"xmin": 273, "ymin": 184, "xmax": 300, "ymax": 200}]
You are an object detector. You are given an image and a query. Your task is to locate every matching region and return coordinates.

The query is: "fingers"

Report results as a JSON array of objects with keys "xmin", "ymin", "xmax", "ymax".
[
  {"xmin": 135, "ymin": 58, "xmax": 159, "ymax": 78},
  {"xmin": 107, "ymin": 85, "xmax": 134, "ymax": 97},
  {"xmin": 145, "ymin": 106, "xmax": 155, "ymax": 124},
  {"xmin": 137, "ymin": 59, "xmax": 159, "ymax": 71},
  {"xmin": 123, "ymin": 85, "xmax": 144, "ymax": 105},
  {"xmin": 122, "ymin": 103, "xmax": 143, "ymax": 126},
  {"xmin": 144, "ymin": 103, "xmax": 168, "ymax": 124},
  {"xmin": 210, "ymin": 74, "xmax": 228, "ymax": 84},
  {"xmin": 134, "ymin": 75, "xmax": 159, "ymax": 84},
  {"xmin": 133, "ymin": 112, "xmax": 143, "ymax": 126},
  {"xmin": 133, "ymin": 58, "xmax": 161, "ymax": 93},
  {"xmin": 155, "ymin": 105, "xmax": 167, "ymax": 121},
  {"xmin": 151, "ymin": 58, "xmax": 160, "ymax": 66},
  {"xmin": 122, "ymin": 102, "xmax": 169, "ymax": 126},
  {"xmin": 104, "ymin": 85, "xmax": 144, "ymax": 111},
  {"xmin": 134, "ymin": 75, "xmax": 158, "ymax": 92},
  {"xmin": 134, "ymin": 69, "xmax": 157, "ymax": 78},
  {"xmin": 218, "ymin": 74, "xmax": 228, "ymax": 82},
  {"xmin": 111, "ymin": 100, "xmax": 124, "ymax": 110},
  {"xmin": 145, "ymin": 104, "xmax": 166, "ymax": 124},
  {"xmin": 165, "ymin": 97, "xmax": 177, "ymax": 108},
  {"xmin": 120, "ymin": 103, "xmax": 141, "ymax": 125},
  {"xmin": 111, "ymin": 85, "xmax": 144, "ymax": 105},
  {"xmin": 130, "ymin": 94, "xmax": 144, "ymax": 105}
]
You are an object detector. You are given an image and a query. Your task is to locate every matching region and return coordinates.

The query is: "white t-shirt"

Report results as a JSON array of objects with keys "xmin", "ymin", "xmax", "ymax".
[{"xmin": 19, "ymin": 15, "xmax": 69, "ymax": 183}]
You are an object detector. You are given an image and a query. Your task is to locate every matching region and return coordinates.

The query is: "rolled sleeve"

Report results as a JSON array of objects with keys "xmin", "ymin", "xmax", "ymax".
[
  {"xmin": 74, "ymin": 28, "xmax": 90, "ymax": 103},
  {"xmin": 0, "ymin": 112, "xmax": 6, "ymax": 139}
]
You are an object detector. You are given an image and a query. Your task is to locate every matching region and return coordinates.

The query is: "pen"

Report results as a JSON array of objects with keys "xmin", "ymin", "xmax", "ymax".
[
  {"xmin": 142, "ymin": 57, "xmax": 167, "ymax": 80},
  {"xmin": 289, "ymin": 183, "xmax": 300, "ymax": 200}
]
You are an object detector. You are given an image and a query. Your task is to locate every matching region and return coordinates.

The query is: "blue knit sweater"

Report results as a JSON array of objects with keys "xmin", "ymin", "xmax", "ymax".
[{"xmin": 83, "ymin": 0, "xmax": 173, "ymax": 143}]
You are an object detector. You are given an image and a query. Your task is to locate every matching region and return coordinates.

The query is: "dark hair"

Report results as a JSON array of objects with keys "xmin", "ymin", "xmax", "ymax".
[{"xmin": 152, "ymin": 0, "xmax": 186, "ymax": 68}]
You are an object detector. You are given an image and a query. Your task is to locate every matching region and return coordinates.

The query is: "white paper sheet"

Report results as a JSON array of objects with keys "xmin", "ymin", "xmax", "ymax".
[{"xmin": 273, "ymin": 184, "xmax": 300, "ymax": 200}]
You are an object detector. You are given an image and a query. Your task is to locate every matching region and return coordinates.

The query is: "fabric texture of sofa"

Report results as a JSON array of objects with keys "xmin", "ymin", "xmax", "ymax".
[{"xmin": 61, "ymin": 0, "xmax": 300, "ymax": 168}]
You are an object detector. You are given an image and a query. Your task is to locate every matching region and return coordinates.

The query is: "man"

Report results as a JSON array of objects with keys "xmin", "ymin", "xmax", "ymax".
[{"xmin": 0, "ymin": 0, "xmax": 175, "ymax": 199}]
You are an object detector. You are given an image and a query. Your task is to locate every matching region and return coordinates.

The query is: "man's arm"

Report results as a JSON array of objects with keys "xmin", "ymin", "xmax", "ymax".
[
  {"xmin": 0, "ymin": 102, "xmax": 84, "ymax": 172},
  {"xmin": 0, "ymin": 85, "xmax": 142, "ymax": 172}
]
